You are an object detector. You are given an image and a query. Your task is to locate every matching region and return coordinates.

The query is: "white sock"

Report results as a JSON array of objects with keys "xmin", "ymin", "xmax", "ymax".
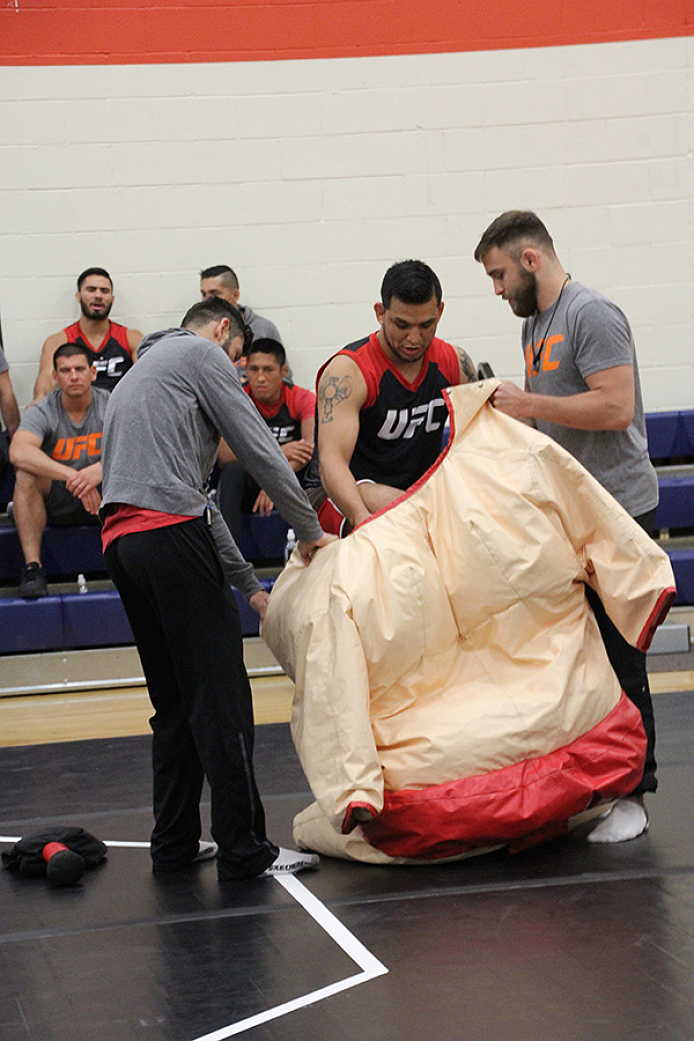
[{"xmin": 586, "ymin": 797, "xmax": 649, "ymax": 843}]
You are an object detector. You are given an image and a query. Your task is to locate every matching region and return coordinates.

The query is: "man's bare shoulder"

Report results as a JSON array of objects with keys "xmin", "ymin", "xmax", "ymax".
[
  {"xmin": 453, "ymin": 344, "xmax": 477, "ymax": 385},
  {"xmin": 34, "ymin": 331, "xmax": 71, "ymax": 401},
  {"xmin": 127, "ymin": 328, "xmax": 143, "ymax": 355},
  {"xmin": 318, "ymin": 350, "xmax": 364, "ymax": 381},
  {"xmin": 317, "ymin": 353, "xmax": 367, "ymax": 423},
  {"xmin": 41, "ymin": 329, "xmax": 70, "ymax": 354}
]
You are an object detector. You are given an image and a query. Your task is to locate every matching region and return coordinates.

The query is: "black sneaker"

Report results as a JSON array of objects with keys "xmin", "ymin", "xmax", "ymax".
[{"xmin": 18, "ymin": 562, "xmax": 48, "ymax": 599}]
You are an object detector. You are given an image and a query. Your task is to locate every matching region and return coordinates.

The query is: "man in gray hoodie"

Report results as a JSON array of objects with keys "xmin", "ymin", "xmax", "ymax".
[{"xmin": 101, "ymin": 297, "xmax": 333, "ymax": 884}]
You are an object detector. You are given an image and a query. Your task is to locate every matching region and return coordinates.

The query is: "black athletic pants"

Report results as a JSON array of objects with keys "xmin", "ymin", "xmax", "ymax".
[
  {"xmin": 105, "ymin": 517, "xmax": 278, "ymax": 879},
  {"xmin": 585, "ymin": 507, "xmax": 658, "ymax": 795}
]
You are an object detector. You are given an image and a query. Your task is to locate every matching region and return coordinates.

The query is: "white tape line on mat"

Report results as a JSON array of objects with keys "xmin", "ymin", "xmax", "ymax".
[{"xmin": 190, "ymin": 873, "xmax": 388, "ymax": 1041}]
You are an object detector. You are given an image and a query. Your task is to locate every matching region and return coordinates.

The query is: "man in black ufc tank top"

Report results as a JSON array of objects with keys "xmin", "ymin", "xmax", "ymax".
[{"xmin": 304, "ymin": 260, "xmax": 476, "ymax": 536}]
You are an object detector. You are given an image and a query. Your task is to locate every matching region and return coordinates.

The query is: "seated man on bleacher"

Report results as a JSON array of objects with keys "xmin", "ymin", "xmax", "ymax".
[
  {"xmin": 33, "ymin": 267, "xmax": 142, "ymax": 401},
  {"xmin": 200, "ymin": 265, "xmax": 294, "ymax": 386},
  {"xmin": 0, "ymin": 338, "xmax": 21, "ymax": 486},
  {"xmin": 9, "ymin": 343, "xmax": 108, "ymax": 598},
  {"xmin": 216, "ymin": 338, "xmax": 315, "ymax": 546}
]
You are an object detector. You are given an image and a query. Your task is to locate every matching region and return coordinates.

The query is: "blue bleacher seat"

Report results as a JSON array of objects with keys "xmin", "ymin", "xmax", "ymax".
[
  {"xmin": 646, "ymin": 411, "xmax": 682, "ymax": 459},
  {"xmin": 681, "ymin": 412, "xmax": 694, "ymax": 456},
  {"xmin": 646, "ymin": 411, "xmax": 694, "ymax": 461},
  {"xmin": 0, "ymin": 522, "xmax": 106, "ymax": 583},
  {"xmin": 239, "ymin": 511, "xmax": 289, "ymax": 563},
  {"xmin": 667, "ymin": 547, "xmax": 694, "ymax": 607},
  {"xmin": 656, "ymin": 473, "xmax": 694, "ymax": 532},
  {"xmin": 0, "ymin": 499, "xmax": 284, "ymax": 654},
  {"xmin": 234, "ymin": 577, "xmax": 276, "ymax": 637},
  {"xmin": 0, "ymin": 596, "xmax": 64, "ymax": 655},
  {"xmin": 1, "ymin": 509, "xmax": 291, "ymax": 583},
  {"xmin": 61, "ymin": 589, "xmax": 134, "ymax": 649},
  {"xmin": 43, "ymin": 524, "xmax": 105, "ymax": 575},
  {"xmin": 0, "ymin": 577, "xmax": 277, "ymax": 655}
]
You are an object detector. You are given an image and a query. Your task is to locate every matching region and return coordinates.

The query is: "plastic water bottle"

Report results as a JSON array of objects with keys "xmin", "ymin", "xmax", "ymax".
[
  {"xmin": 284, "ymin": 528, "xmax": 296, "ymax": 563},
  {"xmin": 77, "ymin": 573, "xmax": 88, "ymax": 594}
]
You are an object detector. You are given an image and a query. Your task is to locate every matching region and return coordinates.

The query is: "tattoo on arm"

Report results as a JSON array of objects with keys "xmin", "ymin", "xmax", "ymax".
[
  {"xmin": 458, "ymin": 349, "xmax": 477, "ymax": 383},
  {"xmin": 318, "ymin": 375, "xmax": 352, "ymax": 423}
]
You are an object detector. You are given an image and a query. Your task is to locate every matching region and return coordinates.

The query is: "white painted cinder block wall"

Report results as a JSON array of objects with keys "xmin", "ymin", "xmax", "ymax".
[{"xmin": 0, "ymin": 35, "xmax": 692, "ymax": 410}]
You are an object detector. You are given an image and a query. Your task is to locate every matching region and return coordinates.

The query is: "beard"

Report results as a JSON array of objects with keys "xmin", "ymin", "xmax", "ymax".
[
  {"xmin": 508, "ymin": 269, "xmax": 539, "ymax": 318},
  {"xmin": 80, "ymin": 298, "xmax": 113, "ymax": 321}
]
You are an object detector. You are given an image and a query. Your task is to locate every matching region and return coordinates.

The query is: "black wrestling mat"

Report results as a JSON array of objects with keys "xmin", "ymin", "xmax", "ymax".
[{"xmin": 2, "ymin": 694, "xmax": 694, "ymax": 1041}]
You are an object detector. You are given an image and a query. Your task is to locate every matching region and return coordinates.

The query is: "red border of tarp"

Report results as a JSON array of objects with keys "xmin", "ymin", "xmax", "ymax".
[{"xmin": 360, "ymin": 691, "xmax": 647, "ymax": 859}]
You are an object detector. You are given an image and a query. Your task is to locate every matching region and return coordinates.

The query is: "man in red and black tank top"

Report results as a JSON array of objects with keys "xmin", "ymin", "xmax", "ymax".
[
  {"xmin": 33, "ymin": 267, "xmax": 142, "ymax": 400},
  {"xmin": 62, "ymin": 318, "xmax": 134, "ymax": 393},
  {"xmin": 304, "ymin": 260, "xmax": 477, "ymax": 536},
  {"xmin": 217, "ymin": 338, "xmax": 315, "ymax": 544}
]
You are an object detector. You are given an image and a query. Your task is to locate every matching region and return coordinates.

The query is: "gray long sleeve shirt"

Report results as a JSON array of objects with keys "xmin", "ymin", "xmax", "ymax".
[{"xmin": 101, "ymin": 328, "xmax": 323, "ymax": 583}]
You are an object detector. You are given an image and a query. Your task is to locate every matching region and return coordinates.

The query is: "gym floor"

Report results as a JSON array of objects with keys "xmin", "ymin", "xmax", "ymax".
[{"xmin": 2, "ymin": 662, "xmax": 694, "ymax": 1041}]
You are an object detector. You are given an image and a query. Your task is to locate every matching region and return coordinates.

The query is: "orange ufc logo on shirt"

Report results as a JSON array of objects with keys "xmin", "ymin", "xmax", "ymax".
[
  {"xmin": 52, "ymin": 432, "xmax": 102, "ymax": 462},
  {"xmin": 525, "ymin": 334, "xmax": 562, "ymax": 378}
]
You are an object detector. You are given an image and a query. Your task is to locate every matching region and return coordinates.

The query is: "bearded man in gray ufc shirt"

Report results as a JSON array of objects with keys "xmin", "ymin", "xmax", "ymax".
[{"xmin": 475, "ymin": 210, "xmax": 659, "ymax": 845}]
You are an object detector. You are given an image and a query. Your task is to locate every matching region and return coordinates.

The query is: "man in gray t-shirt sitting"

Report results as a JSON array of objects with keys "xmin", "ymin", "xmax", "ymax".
[{"xmin": 10, "ymin": 342, "xmax": 109, "ymax": 598}]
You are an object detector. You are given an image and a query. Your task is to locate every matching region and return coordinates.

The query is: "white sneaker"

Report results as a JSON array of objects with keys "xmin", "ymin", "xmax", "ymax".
[
  {"xmin": 263, "ymin": 847, "xmax": 320, "ymax": 875},
  {"xmin": 193, "ymin": 840, "xmax": 218, "ymax": 862},
  {"xmin": 587, "ymin": 796, "xmax": 649, "ymax": 843}
]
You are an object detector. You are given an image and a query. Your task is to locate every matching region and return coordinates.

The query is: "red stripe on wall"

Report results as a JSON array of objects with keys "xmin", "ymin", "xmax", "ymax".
[{"xmin": 1, "ymin": 0, "xmax": 692, "ymax": 66}]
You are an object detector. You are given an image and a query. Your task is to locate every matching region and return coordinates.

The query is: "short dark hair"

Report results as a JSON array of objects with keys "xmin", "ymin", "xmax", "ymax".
[
  {"xmin": 199, "ymin": 265, "xmax": 239, "ymax": 291},
  {"xmin": 53, "ymin": 342, "xmax": 93, "ymax": 369},
  {"xmin": 380, "ymin": 260, "xmax": 442, "ymax": 309},
  {"xmin": 181, "ymin": 297, "xmax": 249, "ymax": 344},
  {"xmin": 474, "ymin": 211, "xmax": 555, "ymax": 263},
  {"xmin": 76, "ymin": 267, "xmax": 112, "ymax": 291},
  {"xmin": 246, "ymin": 337, "xmax": 286, "ymax": 367}
]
